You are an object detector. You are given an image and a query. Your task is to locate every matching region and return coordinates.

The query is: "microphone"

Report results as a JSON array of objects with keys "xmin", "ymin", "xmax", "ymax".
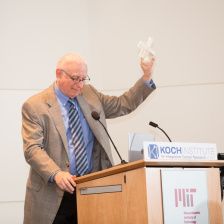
[
  {"xmin": 149, "ymin": 121, "xmax": 172, "ymax": 142},
  {"xmin": 91, "ymin": 111, "xmax": 100, "ymax": 121},
  {"xmin": 91, "ymin": 111, "xmax": 127, "ymax": 164}
]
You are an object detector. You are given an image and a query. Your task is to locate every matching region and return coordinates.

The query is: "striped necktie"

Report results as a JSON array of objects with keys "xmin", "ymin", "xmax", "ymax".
[{"xmin": 68, "ymin": 98, "xmax": 88, "ymax": 176}]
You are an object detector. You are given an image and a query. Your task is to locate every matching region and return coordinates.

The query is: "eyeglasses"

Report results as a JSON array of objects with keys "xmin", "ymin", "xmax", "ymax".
[{"xmin": 61, "ymin": 69, "xmax": 90, "ymax": 84}]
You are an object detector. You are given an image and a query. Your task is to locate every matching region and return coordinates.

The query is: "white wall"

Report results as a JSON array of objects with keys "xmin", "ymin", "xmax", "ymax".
[
  {"xmin": 1, "ymin": 0, "xmax": 224, "ymax": 223},
  {"xmin": 0, "ymin": 0, "xmax": 90, "ymax": 223}
]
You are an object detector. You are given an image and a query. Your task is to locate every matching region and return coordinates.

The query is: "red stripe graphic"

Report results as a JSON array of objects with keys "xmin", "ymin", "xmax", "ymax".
[
  {"xmin": 182, "ymin": 189, "xmax": 186, "ymax": 207},
  {"xmin": 179, "ymin": 189, "xmax": 182, "ymax": 201},
  {"xmin": 175, "ymin": 189, "xmax": 178, "ymax": 207},
  {"xmin": 190, "ymin": 194, "xmax": 194, "ymax": 207}
]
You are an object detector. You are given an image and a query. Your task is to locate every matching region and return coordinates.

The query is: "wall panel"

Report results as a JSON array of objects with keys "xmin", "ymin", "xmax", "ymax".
[
  {"xmin": 0, "ymin": 202, "xmax": 24, "ymax": 224},
  {"xmin": 106, "ymin": 83, "xmax": 224, "ymax": 164},
  {"xmin": 0, "ymin": 90, "xmax": 39, "ymax": 202},
  {"xmin": 88, "ymin": 0, "xmax": 224, "ymax": 91},
  {"xmin": 0, "ymin": 0, "xmax": 90, "ymax": 90}
]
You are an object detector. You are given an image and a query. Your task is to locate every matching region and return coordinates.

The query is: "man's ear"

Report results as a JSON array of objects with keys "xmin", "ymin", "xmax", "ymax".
[{"xmin": 56, "ymin": 68, "xmax": 62, "ymax": 79}]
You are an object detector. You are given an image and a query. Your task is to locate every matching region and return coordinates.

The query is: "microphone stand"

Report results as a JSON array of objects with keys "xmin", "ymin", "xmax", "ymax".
[
  {"xmin": 98, "ymin": 119, "xmax": 127, "ymax": 164},
  {"xmin": 149, "ymin": 121, "xmax": 172, "ymax": 142},
  {"xmin": 157, "ymin": 126, "xmax": 172, "ymax": 142}
]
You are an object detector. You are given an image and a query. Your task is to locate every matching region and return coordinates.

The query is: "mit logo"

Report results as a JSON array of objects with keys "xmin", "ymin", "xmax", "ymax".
[{"xmin": 174, "ymin": 188, "xmax": 196, "ymax": 207}]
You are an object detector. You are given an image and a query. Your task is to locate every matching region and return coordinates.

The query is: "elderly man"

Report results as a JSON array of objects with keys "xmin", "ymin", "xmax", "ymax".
[{"xmin": 22, "ymin": 53, "xmax": 156, "ymax": 224}]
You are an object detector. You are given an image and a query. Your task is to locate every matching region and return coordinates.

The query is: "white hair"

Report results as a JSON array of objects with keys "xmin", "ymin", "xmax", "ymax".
[{"xmin": 56, "ymin": 53, "xmax": 87, "ymax": 69}]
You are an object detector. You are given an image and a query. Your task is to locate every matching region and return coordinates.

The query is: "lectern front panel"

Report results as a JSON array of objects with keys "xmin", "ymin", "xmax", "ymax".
[{"xmin": 76, "ymin": 172, "xmax": 127, "ymax": 224}]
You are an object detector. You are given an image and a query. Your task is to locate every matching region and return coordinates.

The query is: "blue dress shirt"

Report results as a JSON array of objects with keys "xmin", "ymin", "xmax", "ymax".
[
  {"xmin": 53, "ymin": 83, "xmax": 94, "ymax": 176},
  {"xmin": 49, "ymin": 78, "xmax": 153, "ymax": 181}
]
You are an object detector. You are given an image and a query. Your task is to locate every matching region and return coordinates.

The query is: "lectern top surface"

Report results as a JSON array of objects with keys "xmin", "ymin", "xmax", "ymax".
[{"xmin": 75, "ymin": 159, "xmax": 224, "ymax": 184}]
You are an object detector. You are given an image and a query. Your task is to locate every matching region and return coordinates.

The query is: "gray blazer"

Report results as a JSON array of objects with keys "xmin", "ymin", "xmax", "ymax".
[{"xmin": 22, "ymin": 78, "xmax": 155, "ymax": 224}]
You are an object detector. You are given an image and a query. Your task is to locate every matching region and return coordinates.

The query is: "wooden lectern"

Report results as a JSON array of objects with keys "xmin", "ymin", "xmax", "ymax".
[{"xmin": 75, "ymin": 159, "xmax": 224, "ymax": 224}]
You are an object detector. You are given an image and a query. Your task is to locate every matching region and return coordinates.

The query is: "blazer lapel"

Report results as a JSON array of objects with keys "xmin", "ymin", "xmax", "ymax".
[
  {"xmin": 47, "ymin": 84, "xmax": 69, "ymax": 158},
  {"xmin": 77, "ymin": 95, "xmax": 114, "ymax": 163}
]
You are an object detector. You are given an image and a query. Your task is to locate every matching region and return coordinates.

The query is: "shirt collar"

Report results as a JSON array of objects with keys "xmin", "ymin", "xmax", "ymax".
[{"xmin": 54, "ymin": 82, "xmax": 78, "ymax": 107}]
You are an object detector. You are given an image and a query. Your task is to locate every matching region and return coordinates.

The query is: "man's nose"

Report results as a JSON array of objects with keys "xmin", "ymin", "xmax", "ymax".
[{"xmin": 78, "ymin": 81, "xmax": 85, "ymax": 88}]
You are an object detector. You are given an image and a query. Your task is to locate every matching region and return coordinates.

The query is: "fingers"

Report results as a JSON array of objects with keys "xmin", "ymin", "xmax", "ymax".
[
  {"xmin": 54, "ymin": 171, "xmax": 76, "ymax": 194},
  {"xmin": 141, "ymin": 57, "xmax": 156, "ymax": 82},
  {"xmin": 141, "ymin": 57, "xmax": 155, "ymax": 67},
  {"xmin": 140, "ymin": 57, "xmax": 155, "ymax": 75}
]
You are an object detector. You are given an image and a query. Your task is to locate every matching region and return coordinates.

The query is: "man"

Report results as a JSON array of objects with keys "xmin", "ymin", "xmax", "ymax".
[{"xmin": 22, "ymin": 53, "xmax": 156, "ymax": 224}]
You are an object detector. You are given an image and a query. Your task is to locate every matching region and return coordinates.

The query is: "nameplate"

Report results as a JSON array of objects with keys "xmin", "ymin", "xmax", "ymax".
[
  {"xmin": 80, "ymin": 185, "xmax": 122, "ymax": 195},
  {"xmin": 143, "ymin": 142, "xmax": 217, "ymax": 160}
]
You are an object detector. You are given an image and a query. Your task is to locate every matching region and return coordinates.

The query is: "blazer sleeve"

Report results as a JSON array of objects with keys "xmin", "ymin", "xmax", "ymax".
[
  {"xmin": 89, "ymin": 78, "xmax": 156, "ymax": 119},
  {"xmin": 22, "ymin": 100, "xmax": 61, "ymax": 184}
]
